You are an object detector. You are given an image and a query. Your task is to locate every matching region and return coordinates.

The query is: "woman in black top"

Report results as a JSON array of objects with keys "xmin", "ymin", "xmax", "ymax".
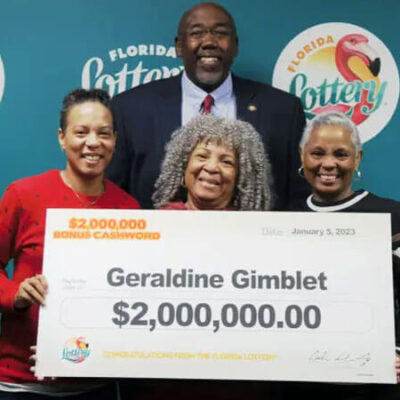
[{"xmin": 284, "ymin": 111, "xmax": 400, "ymax": 400}]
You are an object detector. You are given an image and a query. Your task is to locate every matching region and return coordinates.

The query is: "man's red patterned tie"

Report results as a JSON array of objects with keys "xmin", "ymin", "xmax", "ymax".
[{"xmin": 202, "ymin": 94, "xmax": 214, "ymax": 114}]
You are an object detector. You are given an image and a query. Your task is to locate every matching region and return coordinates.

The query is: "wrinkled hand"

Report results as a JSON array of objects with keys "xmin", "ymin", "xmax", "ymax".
[
  {"xmin": 396, "ymin": 353, "xmax": 400, "ymax": 383},
  {"xmin": 14, "ymin": 274, "xmax": 48, "ymax": 310}
]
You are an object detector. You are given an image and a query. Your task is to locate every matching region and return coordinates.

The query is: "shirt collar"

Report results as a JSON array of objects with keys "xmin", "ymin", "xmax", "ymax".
[
  {"xmin": 306, "ymin": 190, "xmax": 369, "ymax": 212},
  {"xmin": 182, "ymin": 71, "xmax": 233, "ymax": 105}
]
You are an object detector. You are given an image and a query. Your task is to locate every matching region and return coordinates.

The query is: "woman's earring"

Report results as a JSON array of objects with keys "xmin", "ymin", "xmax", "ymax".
[
  {"xmin": 298, "ymin": 166, "xmax": 304, "ymax": 178},
  {"xmin": 354, "ymin": 169, "xmax": 362, "ymax": 181}
]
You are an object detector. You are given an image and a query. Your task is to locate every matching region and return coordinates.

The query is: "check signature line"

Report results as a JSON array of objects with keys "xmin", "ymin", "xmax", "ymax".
[{"xmin": 309, "ymin": 350, "xmax": 371, "ymax": 367}]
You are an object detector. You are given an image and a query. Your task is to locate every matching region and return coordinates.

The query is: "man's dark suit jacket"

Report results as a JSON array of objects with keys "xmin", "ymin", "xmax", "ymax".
[{"xmin": 107, "ymin": 73, "xmax": 309, "ymax": 210}]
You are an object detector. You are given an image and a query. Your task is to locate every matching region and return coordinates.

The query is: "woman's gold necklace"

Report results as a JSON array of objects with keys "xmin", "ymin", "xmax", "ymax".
[{"xmin": 60, "ymin": 170, "xmax": 104, "ymax": 208}]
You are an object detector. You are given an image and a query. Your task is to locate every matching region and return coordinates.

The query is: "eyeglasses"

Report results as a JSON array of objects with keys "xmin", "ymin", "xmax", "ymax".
[{"xmin": 180, "ymin": 28, "xmax": 235, "ymax": 40}]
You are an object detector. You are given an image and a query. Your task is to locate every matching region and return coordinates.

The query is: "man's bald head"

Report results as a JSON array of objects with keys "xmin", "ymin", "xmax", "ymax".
[{"xmin": 177, "ymin": 3, "xmax": 237, "ymax": 38}]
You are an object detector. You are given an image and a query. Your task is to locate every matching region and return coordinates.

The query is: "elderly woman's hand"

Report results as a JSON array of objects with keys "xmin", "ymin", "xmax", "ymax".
[
  {"xmin": 14, "ymin": 274, "xmax": 48, "ymax": 310},
  {"xmin": 396, "ymin": 353, "xmax": 400, "ymax": 383}
]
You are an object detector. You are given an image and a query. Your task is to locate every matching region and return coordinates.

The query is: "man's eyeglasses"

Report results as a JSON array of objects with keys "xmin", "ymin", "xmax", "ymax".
[{"xmin": 180, "ymin": 28, "xmax": 234, "ymax": 40}]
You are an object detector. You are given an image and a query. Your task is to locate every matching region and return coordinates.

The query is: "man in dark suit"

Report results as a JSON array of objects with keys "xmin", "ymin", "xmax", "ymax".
[{"xmin": 107, "ymin": 2, "xmax": 308, "ymax": 210}]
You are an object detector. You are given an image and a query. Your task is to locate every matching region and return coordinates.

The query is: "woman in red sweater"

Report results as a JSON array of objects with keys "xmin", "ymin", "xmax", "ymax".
[{"xmin": 0, "ymin": 89, "xmax": 140, "ymax": 398}]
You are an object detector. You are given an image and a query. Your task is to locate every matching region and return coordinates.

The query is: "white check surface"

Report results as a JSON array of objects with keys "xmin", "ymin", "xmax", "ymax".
[{"xmin": 36, "ymin": 209, "xmax": 396, "ymax": 383}]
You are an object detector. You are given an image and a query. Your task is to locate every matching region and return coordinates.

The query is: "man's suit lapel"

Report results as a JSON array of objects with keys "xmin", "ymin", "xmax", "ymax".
[
  {"xmin": 157, "ymin": 74, "xmax": 182, "ymax": 144},
  {"xmin": 233, "ymin": 75, "xmax": 259, "ymax": 128}
]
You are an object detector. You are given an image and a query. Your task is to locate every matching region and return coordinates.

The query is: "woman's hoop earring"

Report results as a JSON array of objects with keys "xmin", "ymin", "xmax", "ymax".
[
  {"xmin": 354, "ymin": 169, "xmax": 362, "ymax": 181},
  {"xmin": 298, "ymin": 167, "xmax": 304, "ymax": 178}
]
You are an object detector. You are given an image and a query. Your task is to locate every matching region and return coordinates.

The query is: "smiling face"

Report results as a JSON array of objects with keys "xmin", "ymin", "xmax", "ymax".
[
  {"xmin": 301, "ymin": 125, "xmax": 362, "ymax": 203},
  {"xmin": 184, "ymin": 140, "xmax": 237, "ymax": 210},
  {"xmin": 175, "ymin": 3, "xmax": 238, "ymax": 92},
  {"xmin": 58, "ymin": 101, "xmax": 116, "ymax": 183}
]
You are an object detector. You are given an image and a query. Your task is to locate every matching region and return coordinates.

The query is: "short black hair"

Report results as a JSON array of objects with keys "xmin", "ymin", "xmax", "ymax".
[
  {"xmin": 177, "ymin": 2, "xmax": 237, "ymax": 38},
  {"xmin": 60, "ymin": 88, "xmax": 112, "ymax": 131}
]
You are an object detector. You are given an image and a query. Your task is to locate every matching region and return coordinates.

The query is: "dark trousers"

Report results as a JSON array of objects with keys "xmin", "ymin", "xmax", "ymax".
[
  {"xmin": 0, "ymin": 382, "xmax": 118, "ymax": 399},
  {"xmin": 119, "ymin": 378, "xmax": 278, "ymax": 400},
  {"xmin": 280, "ymin": 382, "xmax": 400, "ymax": 400}
]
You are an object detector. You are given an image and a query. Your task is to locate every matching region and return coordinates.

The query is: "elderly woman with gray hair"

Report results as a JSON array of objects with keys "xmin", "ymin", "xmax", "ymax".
[
  {"xmin": 141, "ymin": 115, "xmax": 275, "ymax": 400},
  {"xmin": 283, "ymin": 111, "xmax": 400, "ymax": 400},
  {"xmin": 153, "ymin": 115, "xmax": 273, "ymax": 211}
]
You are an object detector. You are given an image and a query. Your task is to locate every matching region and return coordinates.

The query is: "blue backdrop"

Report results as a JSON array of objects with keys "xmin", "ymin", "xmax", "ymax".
[{"xmin": 0, "ymin": 0, "xmax": 399, "ymax": 200}]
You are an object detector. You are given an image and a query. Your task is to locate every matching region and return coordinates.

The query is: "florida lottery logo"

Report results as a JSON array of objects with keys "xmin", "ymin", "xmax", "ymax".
[
  {"xmin": 81, "ymin": 43, "xmax": 183, "ymax": 97},
  {"xmin": 273, "ymin": 23, "xmax": 399, "ymax": 143},
  {"xmin": 0, "ymin": 55, "xmax": 5, "ymax": 104},
  {"xmin": 62, "ymin": 337, "xmax": 90, "ymax": 364}
]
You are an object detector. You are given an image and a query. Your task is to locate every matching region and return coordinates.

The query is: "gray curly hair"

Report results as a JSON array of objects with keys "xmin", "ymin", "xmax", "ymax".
[
  {"xmin": 152, "ymin": 115, "xmax": 273, "ymax": 210},
  {"xmin": 300, "ymin": 111, "xmax": 362, "ymax": 154}
]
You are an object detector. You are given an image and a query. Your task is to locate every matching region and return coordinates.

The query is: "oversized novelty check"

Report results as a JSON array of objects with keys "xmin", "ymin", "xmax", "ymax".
[{"xmin": 36, "ymin": 209, "xmax": 396, "ymax": 383}]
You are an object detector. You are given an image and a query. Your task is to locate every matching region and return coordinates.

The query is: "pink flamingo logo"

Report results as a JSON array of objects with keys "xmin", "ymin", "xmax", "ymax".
[{"xmin": 312, "ymin": 33, "xmax": 381, "ymax": 124}]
